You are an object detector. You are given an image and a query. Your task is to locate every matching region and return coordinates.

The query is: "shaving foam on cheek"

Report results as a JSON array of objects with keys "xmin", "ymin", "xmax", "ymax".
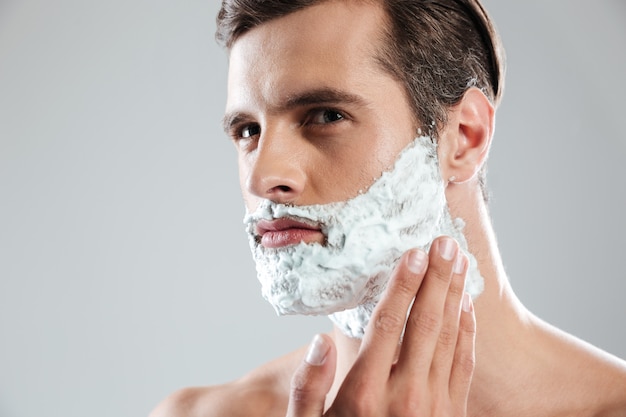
[{"xmin": 243, "ymin": 136, "xmax": 484, "ymax": 338}]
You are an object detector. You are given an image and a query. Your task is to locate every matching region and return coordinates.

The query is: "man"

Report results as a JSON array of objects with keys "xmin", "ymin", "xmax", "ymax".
[{"xmin": 151, "ymin": 0, "xmax": 626, "ymax": 416}]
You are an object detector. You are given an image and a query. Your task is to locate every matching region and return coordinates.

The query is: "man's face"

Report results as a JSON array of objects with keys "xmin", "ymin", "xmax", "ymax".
[
  {"xmin": 223, "ymin": 1, "xmax": 480, "ymax": 338},
  {"xmin": 224, "ymin": 1, "xmax": 416, "ymax": 214}
]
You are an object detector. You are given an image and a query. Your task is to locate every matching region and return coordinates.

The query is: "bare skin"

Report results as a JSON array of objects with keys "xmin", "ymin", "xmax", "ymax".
[{"xmin": 150, "ymin": 1, "xmax": 626, "ymax": 416}]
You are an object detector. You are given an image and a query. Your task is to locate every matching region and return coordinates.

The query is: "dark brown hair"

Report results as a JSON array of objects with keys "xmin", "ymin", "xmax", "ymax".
[{"xmin": 216, "ymin": 0, "xmax": 506, "ymax": 199}]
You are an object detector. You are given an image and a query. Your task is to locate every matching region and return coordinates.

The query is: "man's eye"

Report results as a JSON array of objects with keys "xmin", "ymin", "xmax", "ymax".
[
  {"xmin": 240, "ymin": 124, "xmax": 260, "ymax": 138},
  {"xmin": 309, "ymin": 109, "xmax": 345, "ymax": 124}
]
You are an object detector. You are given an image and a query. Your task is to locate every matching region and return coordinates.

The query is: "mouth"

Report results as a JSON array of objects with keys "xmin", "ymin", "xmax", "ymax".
[{"xmin": 255, "ymin": 217, "xmax": 325, "ymax": 249}]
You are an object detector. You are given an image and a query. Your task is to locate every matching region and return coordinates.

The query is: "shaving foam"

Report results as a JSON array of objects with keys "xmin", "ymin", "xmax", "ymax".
[{"xmin": 244, "ymin": 136, "xmax": 483, "ymax": 338}]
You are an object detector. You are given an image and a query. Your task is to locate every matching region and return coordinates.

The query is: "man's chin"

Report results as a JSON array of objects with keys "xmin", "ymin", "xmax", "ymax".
[
  {"xmin": 266, "ymin": 290, "xmax": 370, "ymax": 317},
  {"xmin": 329, "ymin": 302, "xmax": 378, "ymax": 339}
]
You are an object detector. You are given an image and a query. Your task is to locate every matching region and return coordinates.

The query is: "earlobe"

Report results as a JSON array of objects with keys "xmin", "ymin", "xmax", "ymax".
[{"xmin": 440, "ymin": 87, "xmax": 494, "ymax": 183}]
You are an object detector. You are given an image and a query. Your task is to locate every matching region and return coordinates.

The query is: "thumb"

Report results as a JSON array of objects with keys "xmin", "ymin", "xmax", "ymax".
[{"xmin": 286, "ymin": 334, "xmax": 337, "ymax": 417}]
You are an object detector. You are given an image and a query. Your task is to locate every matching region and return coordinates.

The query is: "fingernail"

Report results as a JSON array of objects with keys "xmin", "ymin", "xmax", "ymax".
[
  {"xmin": 408, "ymin": 249, "xmax": 428, "ymax": 274},
  {"xmin": 462, "ymin": 293, "xmax": 473, "ymax": 313},
  {"xmin": 305, "ymin": 334, "xmax": 329, "ymax": 366},
  {"xmin": 439, "ymin": 237, "xmax": 457, "ymax": 261},
  {"xmin": 453, "ymin": 253, "xmax": 466, "ymax": 275}
]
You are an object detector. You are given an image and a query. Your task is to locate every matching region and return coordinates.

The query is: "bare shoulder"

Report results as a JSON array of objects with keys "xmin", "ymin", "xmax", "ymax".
[
  {"xmin": 538, "ymin": 319, "xmax": 626, "ymax": 416},
  {"xmin": 149, "ymin": 345, "xmax": 308, "ymax": 417},
  {"xmin": 148, "ymin": 382, "xmax": 277, "ymax": 417},
  {"xmin": 581, "ymin": 343, "xmax": 626, "ymax": 416}
]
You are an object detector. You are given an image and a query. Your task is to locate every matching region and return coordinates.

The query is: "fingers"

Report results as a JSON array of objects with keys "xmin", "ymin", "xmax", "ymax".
[
  {"xmin": 394, "ymin": 236, "xmax": 464, "ymax": 378},
  {"xmin": 286, "ymin": 334, "xmax": 337, "ymax": 417},
  {"xmin": 429, "ymin": 250, "xmax": 468, "ymax": 384},
  {"xmin": 323, "ymin": 237, "xmax": 475, "ymax": 416},
  {"xmin": 354, "ymin": 248, "xmax": 429, "ymax": 377},
  {"xmin": 449, "ymin": 293, "xmax": 476, "ymax": 406}
]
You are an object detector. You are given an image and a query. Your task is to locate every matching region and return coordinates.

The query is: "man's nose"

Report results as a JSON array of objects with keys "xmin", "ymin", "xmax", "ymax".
[{"xmin": 245, "ymin": 129, "xmax": 306, "ymax": 204}]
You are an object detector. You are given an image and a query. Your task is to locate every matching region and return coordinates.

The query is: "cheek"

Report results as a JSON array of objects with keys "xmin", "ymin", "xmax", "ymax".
[
  {"xmin": 237, "ymin": 160, "xmax": 256, "ymax": 211},
  {"xmin": 240, "ymin": 188, "xmax": 261, "ymax": 213},
  {"xmin": 335, "ymin": 135, "xmax": 413, "ymax": 195},
  {"xmin": 304, "ymin": 147, "xmax": 371, "ymax": 201}
]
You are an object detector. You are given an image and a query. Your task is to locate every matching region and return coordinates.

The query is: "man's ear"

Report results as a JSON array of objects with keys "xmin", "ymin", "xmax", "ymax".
[{"xmin": 438, "ymin": 87, "xmax": 494, "ymax": 183}]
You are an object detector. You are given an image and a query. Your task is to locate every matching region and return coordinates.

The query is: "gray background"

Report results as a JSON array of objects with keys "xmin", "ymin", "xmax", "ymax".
[{"xmin": 0, "ymin": 1, "xmax": 624, "ymax": 416}]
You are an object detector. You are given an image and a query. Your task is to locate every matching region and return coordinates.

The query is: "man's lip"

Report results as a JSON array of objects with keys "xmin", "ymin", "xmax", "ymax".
[
  {"xmin": 256, "ymin": 218, "xmax": 321, "ymax": 236},
  {"xmin": 255, "ymin": 218, "xmax": 324, "ymax": 249}
]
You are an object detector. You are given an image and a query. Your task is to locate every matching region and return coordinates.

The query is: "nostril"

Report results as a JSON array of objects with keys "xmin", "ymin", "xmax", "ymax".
[
  {"xmin": 247, "ymin": 167, "xmax": 304, "ymax": 202},
  {"xmin": 275, "ymin": 185, "xmax": 292, "ymax": 193},
  {"xmin": 264, "ymin": 184, "xmax": 297, "ymax": 203}
]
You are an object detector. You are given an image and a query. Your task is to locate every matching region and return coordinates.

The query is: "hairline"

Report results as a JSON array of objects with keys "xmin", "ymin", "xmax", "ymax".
[{"xmin": 224, "ymin": 0, "xmax": 425, "ymax": 134}]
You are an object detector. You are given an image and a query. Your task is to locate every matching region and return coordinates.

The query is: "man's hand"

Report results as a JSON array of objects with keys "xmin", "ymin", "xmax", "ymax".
[{"xmin": 286, "ymin": 236, "xmax": 476, "ymax": 417}]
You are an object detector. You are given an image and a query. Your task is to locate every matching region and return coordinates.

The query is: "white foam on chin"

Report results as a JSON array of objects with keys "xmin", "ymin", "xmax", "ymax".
[{"xmin": 244, "ymin": 136, "xmax": 484, "ymax": 338}]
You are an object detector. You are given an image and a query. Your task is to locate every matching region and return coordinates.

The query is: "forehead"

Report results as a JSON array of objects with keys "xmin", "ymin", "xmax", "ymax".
[{"xmin": 226, "ymin": 1, "xmax": 389, "ymax": 112}]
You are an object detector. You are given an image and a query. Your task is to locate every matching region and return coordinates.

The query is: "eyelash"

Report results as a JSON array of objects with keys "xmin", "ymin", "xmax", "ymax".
[
  {"xmin": 229, "ymin": 108, "xmax": 348, "ymax": 141},
  {"xmin": 238, "ymin": 124, "xmax": 260, "ymax": 139},
  {"xmin": 305, "ymin": 108, "xmax": 346, "ymax": 125}
]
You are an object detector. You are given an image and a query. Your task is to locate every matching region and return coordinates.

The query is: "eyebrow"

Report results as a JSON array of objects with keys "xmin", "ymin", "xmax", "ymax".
[{"xmin": 222, "ymin": 88, "xmax": 368, "ymax": 133}]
